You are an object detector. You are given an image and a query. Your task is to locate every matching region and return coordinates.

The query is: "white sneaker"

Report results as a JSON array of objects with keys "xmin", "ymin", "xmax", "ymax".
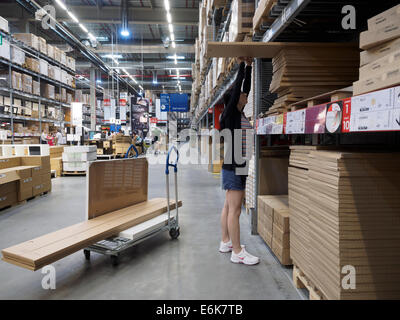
[
  {"xmin": 219, "ymin": 240, "xmax": 233, "ymax": 253},
  {"xmin": 231, "ymin": 248, "xmax": 260, "ymax": 265}
]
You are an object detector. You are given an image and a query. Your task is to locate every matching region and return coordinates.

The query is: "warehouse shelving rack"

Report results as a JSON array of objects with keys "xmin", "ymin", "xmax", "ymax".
[
  {"xmin": 0, "ymin": 28, "xmax": 76, "ymax": 142},
  {"xmin": 249, "ymin": 0, "xmax": 400, "ymax": 235}
]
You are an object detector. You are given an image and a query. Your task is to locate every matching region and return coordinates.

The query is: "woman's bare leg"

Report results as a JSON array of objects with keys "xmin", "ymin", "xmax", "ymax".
[{"xmin": 226, "ymin": 189, "xmax": 245, "ymax": 254}]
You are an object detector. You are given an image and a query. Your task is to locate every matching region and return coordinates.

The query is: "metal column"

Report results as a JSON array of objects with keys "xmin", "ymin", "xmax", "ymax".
[
  {"xmin": 251, "ymin": 58, "xmax": 261, "ymax": 235},
  {"xmin": 90, "ymin": 67, "xmax": 96, "ymax": 131}
]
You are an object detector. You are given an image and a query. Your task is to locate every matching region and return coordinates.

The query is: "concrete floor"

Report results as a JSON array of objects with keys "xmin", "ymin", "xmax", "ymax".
[{"xmin": 0, "ymin": 162, "xmax": 306, "ymax": 300}]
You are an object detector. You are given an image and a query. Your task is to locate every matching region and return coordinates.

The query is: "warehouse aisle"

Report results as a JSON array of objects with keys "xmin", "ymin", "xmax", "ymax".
[{"xmin": 0, "ymin": 162, "xmax": 305, "ymax": 300}]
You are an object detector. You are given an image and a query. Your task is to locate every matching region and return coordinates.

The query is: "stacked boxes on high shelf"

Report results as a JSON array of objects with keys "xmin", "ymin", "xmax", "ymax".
[
  {"xmin": 252, "ymin": 0, "xmax": 278, "ymax": 34},
  {"xmin": 0, "ymin": 155, "xmax": 51, "ymax": 209},
  {"xmin": 265, "ymin": 45, "xmax": 359, "ymax": 116},
  {"xmin": 354, "ymin": 4, "xmax": 400, "ymax": 95},
  {"xmin": 229, "ymin": 0, "xmax": 255, "ymax": 42},
  {"xmin": 62, "ymin": 146, "xmax": 96, "ymax": 173}
]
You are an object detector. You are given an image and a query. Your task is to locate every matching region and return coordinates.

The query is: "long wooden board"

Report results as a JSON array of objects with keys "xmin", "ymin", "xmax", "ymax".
[
  {"xmin": 205, "ymin": 42, "xmax": 358, "ymax": 58},
  {"xmin": 1, "ymin": 198, "xmax": 182, "ymax": 271}
]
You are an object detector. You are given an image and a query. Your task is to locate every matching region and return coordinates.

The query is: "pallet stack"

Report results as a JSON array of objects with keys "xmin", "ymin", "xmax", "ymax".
[
  {"xmin": 62, "ymin": 146, "xmax": 96, "ymax": 174},
  {"xmin": 289, "ymin": 148, "xmax": 400, "ymax": 299},
  {"xmin": 112, "ymin": 135, "xmax": 132, "ymax": 156},
  {"xmin": 268, "ymin": 45, "xmax": 359, "ymax": 115},
  {"xmin": 355, "ymin": 4, "xmax": 400, "ymax": 95}
]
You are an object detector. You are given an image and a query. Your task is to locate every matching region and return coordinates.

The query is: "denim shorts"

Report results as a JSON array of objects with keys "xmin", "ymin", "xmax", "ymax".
[{"xmin": 222, "ymin": 168, "xmax": 247, "ymax": 191}]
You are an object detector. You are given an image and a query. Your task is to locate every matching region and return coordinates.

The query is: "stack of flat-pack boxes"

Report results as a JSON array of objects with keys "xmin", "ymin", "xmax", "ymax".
[
  {"xmin": 0, "ymin": 155, "xmax": 51, "ymax": 209},
  {"xmin": 257, "ymin": 195, "xmax": 291, "ymax": 265},
  {"xmin": 62, "ymin": 146, "xmax": 96, "ymax": 173},
  {"xmin": 112, "ymin": 135, "xmax": 132, "ymax": 155},
  {"xmin": 356, "ymin": 4, "xmax": 400, "ymax": 95}
]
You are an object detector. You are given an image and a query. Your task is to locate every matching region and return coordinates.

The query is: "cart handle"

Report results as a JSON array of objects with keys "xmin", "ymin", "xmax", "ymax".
[
  {"xmin": 125, "ymin": 144, "xmax": 139, "ymax": 158},
  {"xmin": 166, "ymin": 145, "xmax": 179, "ymax": 174}
]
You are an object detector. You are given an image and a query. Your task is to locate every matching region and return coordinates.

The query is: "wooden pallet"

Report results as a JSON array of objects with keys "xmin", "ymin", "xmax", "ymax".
[
  {"xmin": 293, "ymin": 265, "xmax": 324, "ymax": 300},
  {"xmin": 289, "ymin": 87, "xmax": 353, "ymax": 110},
  {"xmin": 62, "ymin": 171, "xmax": 86, "ymax": 176}
]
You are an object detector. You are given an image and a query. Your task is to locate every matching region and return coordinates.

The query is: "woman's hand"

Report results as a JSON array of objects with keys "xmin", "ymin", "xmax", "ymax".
[
  {"xmin": 236, "ymin": 56, "xmax": 245, "ymax": 64},
  {"xmin": 245, "ymin": 57, "xmax": 253, "ymax": 66}
]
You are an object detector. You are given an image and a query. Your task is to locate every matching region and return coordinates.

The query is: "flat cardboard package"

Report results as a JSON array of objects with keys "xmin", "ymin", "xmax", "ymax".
[
  {"xmin": 360, "ymin": 18, "xmax": 400, "ymax": 50},
  {"xmin": 0, "ymin": 168, "xmax": 20, "ymax": 185},
  {"xmin": 360, "ymin": 38, "xmax": 400, "ymax": 66},
  {"xmin": 0, "ymin": 181, "xmax": 17, "ymax": 197},
  {"xmin": 12, "ymin": 71, "xmax": 22, "ymax": 91},
  {"xmin": 367, "ymin": 4, "xmax": 400, "ymax": 31},
  {"xmin": 32, "ymin": 81, "xmax": 40, "ymax": 96},
  {"xmin": 40, "ymin": 83, "xmax": 55, "ymax": 100}
]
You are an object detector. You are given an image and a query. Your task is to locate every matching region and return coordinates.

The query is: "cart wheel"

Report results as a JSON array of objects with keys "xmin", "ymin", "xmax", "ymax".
[
  {"xmin": 111, "ymin": 255, "xmax": 119, "ymax": 266},
  {"xmin": 84, "ymin": 249, "xmax": 90, "ymax": 260},
  {"xmin": 169, "ymin": 227, "xmax": 180, "ymax": 239}
]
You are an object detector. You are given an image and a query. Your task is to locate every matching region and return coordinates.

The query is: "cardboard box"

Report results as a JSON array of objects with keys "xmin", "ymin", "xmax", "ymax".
[
  {"xmin": 63, "ymin": 146, "xmax": 96, "ymax": 153},
  {"xmin": 47, "ymin": 44, "xmax": 54, "ymax": 59},
  {"xmin": 12, "ymin": 71, "xmax": 22, "ymax": 91},
  {"xmin": 41, "ymin": 173, "xmax": 51, "ymax": 184},
  {"xmin": 13, "ymin": 34, "xmax": 39, "ymax": 51},
  {"xmin": 359, "ymin": 48, "xmax": 400, "ymax": 79},
  {"xmin": 360, "ymin": 18, "xmax": 400, "ymax": 50},
  {"xmin": 0, "ymin": 16, "xmax": 9, "ymax": 33},
  {"xmin": 40, "ymin": 59, "xmax": 49, "ymax": 76},
  {"xmin": 353, "ymin": 64, "xmax": 400, "ymax": 95},
  {"xmin": 66, "ymin": 56, "xmax": 75, "ymax": 71},
  {"xmin": 54, "ymin": 47, "xmax": 61, "ymax": 63},
  {"xmin": 0, "ymin": 181, "xmax": 17, "ymax": 196},
  {"xmin": 32, "ymin": 81, "xmax": 40, "ymax": 96},
  {"xmin": 97, "ymin": 148, "xmax": 103, "ymax": 155},
  {"xmin": 48, "ymin": 65, "xmax": 55, "ymax": 79},
  {"xmin": 0, "ymin": 157, "xmax": 20, "ymax": 169},
  {"xmin": 60, "ymin": 51, "xmax": 66, "ymax": 66},
  {"xmin": 38, "ymin": 37, "xmax": 47, "ymax": 54},
  {"xmin": 0, "ymin": 39, "xmax": 10, "ymax": 60},
  {"xmin": 18, "ymin": 176, "xmax": 33, "ymax": 201},
  {"xmin": 271, "ymin": 239, "xmax": 291, "ymax": 266},
  {"xmin": 11, "ymin": 46, "xmax": 25, "ymax": 66},
  {"xmin": 0, "ymin": 168, "xmax": 19, "ymax": 185},
  {"xmin": 368, "ymin": 4, "xmax": 400, "ymax": 31},
  {"xmin": 40, "ymin": 83, "xmax": 55, "ymax": 100},
  {"xmin": 63, "ymin": 161, "xmax": 91, "ymax": 172},
  {"xmin": 21, "ymin": 156, "xmax": 50, "ymax": 170},
  {"xmin": 0, "ymin": 192, "xmax": 17, "ymax": 209},
  {"xmin": 14, "ymin": 166, "xmax": 34, "ymax": 180},
  {"xmin": 25, "ymin": 57, "xmax": 40, "ymax": 73},
  {"xmin": 272, "ymin": 223, "xmax": 290, "ymax": 248},
  {"xmin": 22, "ymin": 74, "xmax": 32, "ymax": 94}
]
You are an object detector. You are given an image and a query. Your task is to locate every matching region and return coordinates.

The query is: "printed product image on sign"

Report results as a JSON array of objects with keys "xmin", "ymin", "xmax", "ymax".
[{"xmin": 326, "ymin": 101, "xmax": 342, "ymax": 133}]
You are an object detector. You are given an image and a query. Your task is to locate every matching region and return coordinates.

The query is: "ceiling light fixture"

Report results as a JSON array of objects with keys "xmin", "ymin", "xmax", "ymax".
[
  {"xmin": 170, "ymin": 33, "xmax": 175, "ymax": 41},
  {"xmin": 167, "ymin": 12, "xmax": 172, "ymax": 23},
  {"xmin": 79, "ymin": 23, "xmax": 88, "ymax": 33},
  {"xmin": 168, "ymin": 23, "xmax": 173, "ymax": 33},
  {"xmin": 67, "ymin": 11, "xmax": 79, "ymax": 23},
  {"xmin": 55, "ymin": 0, "xmax": 67, "ymax": 11},
  {"xmin": 171, "ymin": 41, "xmax": 176, "ymax": 48},
  {"xmin": 164, "ymin": 0, "xmax": 170, "ymax": 12}
]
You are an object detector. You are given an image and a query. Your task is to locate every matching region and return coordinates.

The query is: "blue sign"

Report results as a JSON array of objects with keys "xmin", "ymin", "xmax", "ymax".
[
  {"xmin": 170, "ymin": 93, "xmax": 189, "ymax": 112},
  {"xmin": 160, "ymin": 94, "xmax": 170, "ymax": 112}
]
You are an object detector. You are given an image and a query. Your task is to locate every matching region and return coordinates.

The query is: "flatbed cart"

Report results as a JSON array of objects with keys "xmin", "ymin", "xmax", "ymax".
[{"xmin": 83, "ymin": 146, "xmax": 180, "ymax": 266}]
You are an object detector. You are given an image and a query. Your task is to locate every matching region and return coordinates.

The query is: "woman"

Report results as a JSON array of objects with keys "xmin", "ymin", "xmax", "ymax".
[{"xmin": 219, "ymin": 57, "xmax": 259, "ymax": 265}]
